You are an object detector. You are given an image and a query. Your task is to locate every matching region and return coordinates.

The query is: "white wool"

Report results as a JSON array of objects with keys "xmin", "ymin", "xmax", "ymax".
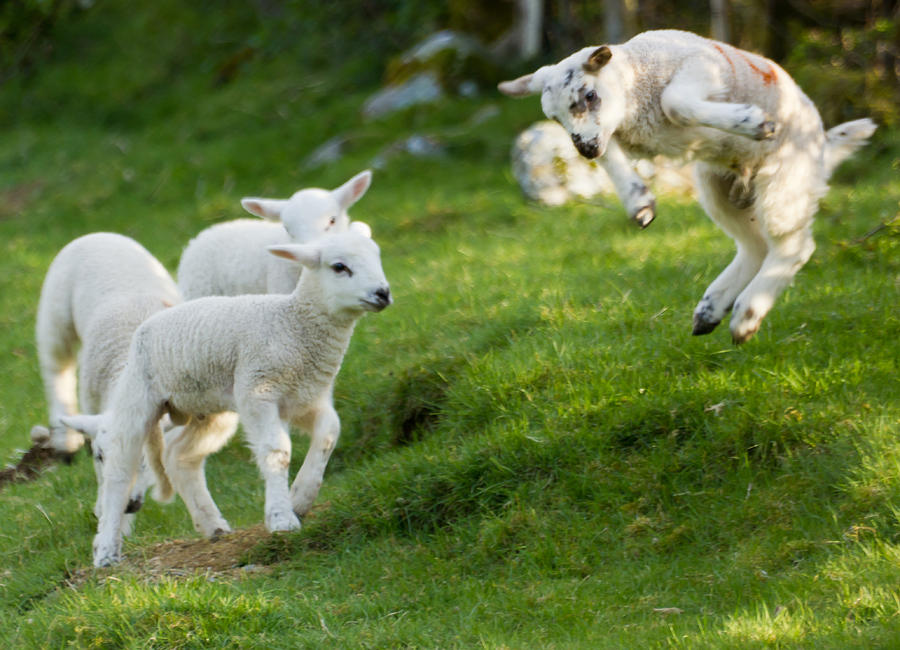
[
  {"xmin": 177, "ymin": 170, "xmax": 373, "ymax": 297},
  {"xmin": 500, "ymin": 29, "xmax": 876, "ymax": 343},
  {"xmin": 72, "ymin": 231, "xmax": 392, "ymax": 567},
  {"xmin": 33, "ymin": 232, "xmax": 179, "ymax": 533}
]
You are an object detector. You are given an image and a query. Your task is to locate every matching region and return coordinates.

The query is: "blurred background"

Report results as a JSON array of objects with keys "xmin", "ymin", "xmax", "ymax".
[{"xmin": 2, "ymin": 0, "xmax": 898, "ymax": 128}]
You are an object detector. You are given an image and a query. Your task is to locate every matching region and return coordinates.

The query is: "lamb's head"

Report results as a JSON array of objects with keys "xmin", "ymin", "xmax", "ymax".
[
  {"xmin": 269, "ymin": 231, "xmax": 391, "ymax": 317},
  {"xmin": 241, "ymin": 170, "xmax": 373, "ymax": 243},
  {"xmin": 498, "ymin": 46, "xmax": 625, "ymax": 160}
]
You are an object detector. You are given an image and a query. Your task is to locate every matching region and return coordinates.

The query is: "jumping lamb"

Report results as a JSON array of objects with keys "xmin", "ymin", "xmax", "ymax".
[
  {"xmin": 177, "ymin": 170, "xmax": 373, "ymax": 298},
  {"xmin": 63, "ymin": 230, "xmax": 392, "ymax": 567},
  {"xmin": 31, "ymin": 232, "xmax": 178, "ymax": 533},
  {"xmin": 499, "ymin": 29, "xmax": 876, "ymax": 343}
]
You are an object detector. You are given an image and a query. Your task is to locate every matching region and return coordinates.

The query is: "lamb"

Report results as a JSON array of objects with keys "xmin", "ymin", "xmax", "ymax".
[
  {"xmin": 62, "ymin": 230, "xmax": 392, "ymax": 567},
  {"xmin": 499, "ymin": 29, "xmax": 876, "ymax": 343},
  {"xmin": 31, "ymin": 232, "xmax": 178, "ymax": 533},
  {"xmin": 177, "ymin": 170, "xmax": 373, "ymax": 298}
]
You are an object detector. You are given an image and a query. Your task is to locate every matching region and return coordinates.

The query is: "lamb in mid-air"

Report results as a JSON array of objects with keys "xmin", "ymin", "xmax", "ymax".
[
  {"xmin": 64, "ymin": 230, "xmax": 392, "ymax": 567},
  {"xmin": 499, "ymin": 29, "xmax": 876, "ymax": 343},
  {"xmin": 177, "ymin": 170, "xmax": 373, "ymax": 297}
]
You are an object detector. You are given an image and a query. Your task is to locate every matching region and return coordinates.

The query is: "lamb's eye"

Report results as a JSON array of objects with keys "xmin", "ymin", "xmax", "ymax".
[
  {"xmin": 331, "ymin": 262, "xmax": 351, "ymax": 276},
  {"xmin": 585, "ymin": 90, "xmax": 597, "ymax": 103}
]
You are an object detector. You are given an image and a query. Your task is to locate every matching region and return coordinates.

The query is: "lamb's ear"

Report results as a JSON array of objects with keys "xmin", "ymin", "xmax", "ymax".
[
  {"xmin": 332, "ymin": 170, "xmax": 372, "ymax": 210},
  {"xmin": 582, "ymin": 46, "xmax": 612, "ymax": 73},
  {"xmin": 268, "ymin": 244, "xmax": 321, "ymax": 269},
  {"xmin": 498, "ymin": 72, "xmax": 540, "ymax": 97},
  {"xmin": 59, "ymin": 414, "xmax": 104, "ymax": 439},
  {"xmin": 349, "ymin": 220, "xmax": 372, "ymax": 238},
  {"xmin": 241, "ymin": 197, "xmax": 288, "ymax": 221}
]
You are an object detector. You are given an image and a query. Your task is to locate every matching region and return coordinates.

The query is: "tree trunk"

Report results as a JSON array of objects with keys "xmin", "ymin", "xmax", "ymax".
[
  {"xmin": 710, "ymin": 0, "xmax": 730, "ymax": 43},
  {"xmin": 605, "ymin": 0, "xmax": 626, "ymax": 44}
]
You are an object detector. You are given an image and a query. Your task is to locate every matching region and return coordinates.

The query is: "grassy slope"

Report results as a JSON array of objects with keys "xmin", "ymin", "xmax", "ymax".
[{"xmin": 1, "ymin": 3, "xmax": 898, "ymax": 647}]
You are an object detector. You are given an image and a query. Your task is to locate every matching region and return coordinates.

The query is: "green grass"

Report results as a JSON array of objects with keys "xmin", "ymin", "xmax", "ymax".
[{"xmin": 1, "ymin": 2, "xmax": 899, "ymax": 647}]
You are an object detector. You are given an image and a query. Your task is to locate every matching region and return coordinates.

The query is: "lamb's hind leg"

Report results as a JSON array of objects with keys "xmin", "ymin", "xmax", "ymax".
[
  {"xmin": 661, "ymin": 60, "xmax": 775, "ymax": 140},
  {"xmin": 163, "ymin": 412, "xmax": 239, "ymax": 538},
  {"xmin": 692, "ymin": 164, "xmax": 768, "ymax": 335},
  {"xmin": 730, "ymin": 225, "xmax": 815, "ymax": 344},
  {"xmin": 34, "ymin": 310, "xmax": 83, "ymax": 456},
  {"xmin": 290, "ymin": 402, "xmax": 340, "ymax": 517}
]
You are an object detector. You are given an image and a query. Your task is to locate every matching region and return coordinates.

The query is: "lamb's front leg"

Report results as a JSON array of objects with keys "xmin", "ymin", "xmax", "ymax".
[
  {"xmin": 660, "ymin": 61, "xmax": 776, "ymax": 141},
  {"xmin": 240, "ymin": 398, "xmax": 300, "ymax": 532},
  {"xmin": 92, "ymin": 418, "xmax": 152, "ymax": 567},
  {"xmin": 600, "ymin": 136, "xmax": 656, "ymax": 227},
  {"xmin": 290, "ymin": 404, "xmax": 340, "ymax": 517}
]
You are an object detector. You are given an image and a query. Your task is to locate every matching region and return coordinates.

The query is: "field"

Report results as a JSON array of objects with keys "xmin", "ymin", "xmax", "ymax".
[{"xmin": 1, "ymin": 3, "xmax": 898, "ymax": 647}]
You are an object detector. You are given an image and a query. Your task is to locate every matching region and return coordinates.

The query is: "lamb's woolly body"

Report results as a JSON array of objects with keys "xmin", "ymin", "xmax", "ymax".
[
  {"xmin": 178, "ymin": 220, "xmax": 297, "ymax": 296},
  {"xmin": 34, "ymin": 232, "xmax": 181, "ymax": 453},
  {"xmin": 33, "ymin": 233, "xmax": 179, "ymax": 533},
  {"xmin": 500, "ymin": 29, "xmax": 876, "ymax": 342},
  {"xmin": 82, "ymin": 231, "xmax": 391, "ymax": 566}
]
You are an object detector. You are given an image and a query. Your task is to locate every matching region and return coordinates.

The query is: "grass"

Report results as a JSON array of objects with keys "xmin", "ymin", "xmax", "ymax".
[{"xmin": 1, "ymin": 2, "xmax": 899, "ymax": 647}]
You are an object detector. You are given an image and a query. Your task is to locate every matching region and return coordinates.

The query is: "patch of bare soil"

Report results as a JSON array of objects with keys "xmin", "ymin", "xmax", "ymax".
[
  {"xmin": 0, "ymin": 181, "xmax": 43, "ymax": 220},
  {"xmin": 65, "ymin": 525, "xmax": 276, "ymax": 588},
  {"xmin": 0, "ymin": 443, "xmax": 58, "ymax": 488}
]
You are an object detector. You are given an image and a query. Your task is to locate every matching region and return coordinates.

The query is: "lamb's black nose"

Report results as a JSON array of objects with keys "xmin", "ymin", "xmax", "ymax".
[
  {"xmin": 572, "ymin": 134, "xmax": 599, "ymax": 159},
  {"xmin": 374, "ymin": 287, "xmax": 392, "ymax": 307}
]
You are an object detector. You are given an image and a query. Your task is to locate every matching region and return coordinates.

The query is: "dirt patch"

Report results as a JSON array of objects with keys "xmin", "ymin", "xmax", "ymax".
[
  {"xmin": 65, "ymin": 525, "xmax": 277, "ymax": 588},
  {"xmin": 0, "ymin": 181, "xmax": 43, "ymax": 220},
  {"xmin": 0, "ymin": 443, "xmax": 58, "ymax": 488}
]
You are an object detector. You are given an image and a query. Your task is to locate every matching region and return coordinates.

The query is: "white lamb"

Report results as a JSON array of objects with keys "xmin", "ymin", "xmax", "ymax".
[
  {"xmin": 31, "ymin": 232, "xmax": 177, "ymax": 532},
  {"xmin": 499, "ymin": 29, "xmax": 876, "ymax": 343},
  {"xmin": 63, "ymin": 230, "xmax": 392, "ymax": 567},
  {"xmin": 177, "ymin": 170, "xmax": 373, "ymax": 298}
]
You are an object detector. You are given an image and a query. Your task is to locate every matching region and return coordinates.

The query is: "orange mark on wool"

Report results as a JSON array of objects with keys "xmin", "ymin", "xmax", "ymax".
[{"xmin": 714, "ymin": 42, "xmax": 777, "ymax": 86}]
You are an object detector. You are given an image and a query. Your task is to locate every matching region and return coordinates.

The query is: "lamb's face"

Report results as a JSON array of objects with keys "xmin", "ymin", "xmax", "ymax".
[
  {"xmin": 242, "ymin": 169, "xmax": 373, "ymax": 244},
  {"xmin": 281, "ymin": 188, "xmax": 351, "ymax": 242},
  {"xmin": 499, "ymin": 46, "xmax": 625, "ymax": 160},
  {"xmin": 269, "ymin": 232, "xmax": 392, "ymax": 316},
  {"xmin": 316, "ymin": 234, "xmax": 392, "ymax": 315}
]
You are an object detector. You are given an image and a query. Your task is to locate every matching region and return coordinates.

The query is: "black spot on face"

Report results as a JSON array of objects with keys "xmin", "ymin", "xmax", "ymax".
[{"xmin": 563, "ymin": 69, "xmax": 574, "ymax": 86}]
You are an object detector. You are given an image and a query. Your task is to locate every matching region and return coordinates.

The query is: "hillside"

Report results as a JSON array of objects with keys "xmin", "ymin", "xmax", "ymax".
[{"xmin": 1, "ymin": 2, "xmax": 898, "ymax": 647}]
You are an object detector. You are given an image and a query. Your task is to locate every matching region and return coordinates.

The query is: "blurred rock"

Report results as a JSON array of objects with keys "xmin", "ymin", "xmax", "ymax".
[
  {"xmin": 371, "ymin": 134, "xmax": 445, "ymax": 170},
  {"xmin": 363, "ymin": 29, "xmax": 499, "ymax": 119},
  {"xmin": 512, "ymin": 121, "xmax": 694, "ymax": 206},
  {"xmin": 303, "ymin": 135, "xmax": 348, "ymax": 169},
  {"xmin": 362, "ymin": 72, "xmax": 444, "ymax": 119}
]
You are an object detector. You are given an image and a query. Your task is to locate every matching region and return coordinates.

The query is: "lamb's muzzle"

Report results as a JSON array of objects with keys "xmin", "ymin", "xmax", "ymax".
[
  {"xmin": 571, "ymin": 133, "xmax": 600, "ymax": 159},
  {"xmin": 364, "ymin": 286, "xmax": 392, "ymax": 312}
]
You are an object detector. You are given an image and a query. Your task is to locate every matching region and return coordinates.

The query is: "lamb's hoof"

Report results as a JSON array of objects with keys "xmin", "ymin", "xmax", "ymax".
[
  {"xmin": 93, "ymin": 540, "xmax": 122, "ymax": 568},
  {"xmin": 755, "ymin": 120, "xmax": 776, "ymax": 140},
  {"xmin": 730, "ymin": 306, "xmax": 761, "ymax": 344},
  {"xmin": 124, "ymin": 496, "xmax": 143, "ymax": 514},
  {"xmin": 692, "ymin": 304, "xmax": 721, "ymax": 335},
  {"xmin": 210, "ymin": 528, "xmax": 230, "ymax": 541},
  {"xmin": 692, "ymin": 317, "xmax": 720, "ymax": 336},
  {"xmin": 730, "ymin": 326, "xmax": 759, "ymax": 345},
  {"xmin": 266, "ymin": 510, "xmax": 301, "ymax": 533},
  {"xmin": 633, "ymin": 205, "xmax": 655, "ymax": 228},
  {"xmin": 30, "ymin": 425, "xmax": 50, "ymax": 445}
]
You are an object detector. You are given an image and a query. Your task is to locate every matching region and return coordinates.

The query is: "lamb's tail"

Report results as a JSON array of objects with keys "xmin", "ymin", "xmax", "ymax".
[
  {"xmin": 147, "ymin": 423, "xmax": 175, "ymax": 503},
  {"xmin": 824, "ymin": 118, "xmax": 877, "ymax": 179}
]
